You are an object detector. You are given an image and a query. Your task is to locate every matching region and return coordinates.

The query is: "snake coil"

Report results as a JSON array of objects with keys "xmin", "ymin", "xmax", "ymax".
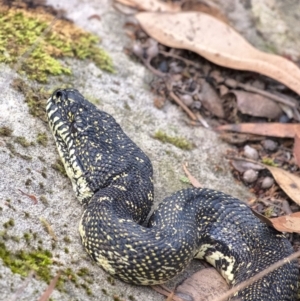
[{"xmin": 47, "ymin": 89, "xmax": 298, "ymax": 300}]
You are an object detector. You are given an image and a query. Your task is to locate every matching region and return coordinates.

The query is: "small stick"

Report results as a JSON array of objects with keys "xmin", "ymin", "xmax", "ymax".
[
  {"xmin": 211, "ymin": 250, "xmax": 300, "ymax": 301},
  {"xmin": 225, "ymin": 80, "xmax": 297, "ymax": 108}
]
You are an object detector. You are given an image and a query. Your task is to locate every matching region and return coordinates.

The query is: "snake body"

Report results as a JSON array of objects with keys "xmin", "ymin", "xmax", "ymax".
[{"xmin": 47, "ymin": 89, "xmax": 298, "ymax": 300}]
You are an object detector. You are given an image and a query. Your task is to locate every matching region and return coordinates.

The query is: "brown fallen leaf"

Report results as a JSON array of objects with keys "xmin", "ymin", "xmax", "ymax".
[
  {"xmin": 271, "ymin": 212, "xmax": 300, "ymax": 233},
  {"xmin": 199, "ymin": 79, "xmax": 224, "ymax": 118},
  {"xmin": 136, "ymin": 12, "xmax": 300, "ymax": 95},
  {"xmin": 293, "ymin": 133, "xmax": 300, "ymax": 167},
  {"xmin": 176, "ymin": 268, "xmax": 229, "ymax": 301},
  {"xmin": 37, "ymin": 272, "xmax": 61, "ymax": 301},
  {"xmin": 18, "ymin": 189, "xmax": 38, "ymax": 204},
  {"xmin": 231, "ymin": 159, "xmax": 264, "ymax": 173},
  {"xmin": 265, "ymin": 166, "xmax": 300, "ymax": 205},
  {"xmin": 217, "ymin": 123, "xmax": 300, "ymax": 138},
  {"xmin": 182, "ymin": 163, "xmax": 202, "ymax": 188},
  {"xmin": 228, "ymin": 90, "xmax": 282, "ymax": 119},
  {"xmin": 115, "ymin": 0, "xmax": 180, "ymax": 12}
]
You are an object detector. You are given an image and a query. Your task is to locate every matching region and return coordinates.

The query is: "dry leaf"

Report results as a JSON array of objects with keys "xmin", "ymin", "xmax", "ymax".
[
  {"xmin": 115, "ymin": 0, "xmax": 180, "ymax": 12},
  {"xmin": 231, "ymin": 159, "xmax": 264, "ymax": 173},
  {"xmin": 271, "ymin": 212, "xmax": 300, "ymax": 233},
  {"xmin": 199, "ymin": 79, "xmax": 224, "ymax": 118},
  {"xmin": 265, "ymin": 166, "xmax": 300, "ymax": 205},
  {"xmin": 37, "ymin": 272, "xmax": 61, "ymax": 301},
  {"xmin": 217, "ymin": 123, "xmax": 300, "ymax": 138},
  {"xmin": 175, "ymin": 268, "xmax": 229, "ymax": 301},
  {"xmin": 182, "ymin": 163, "xmax": 202, "ymax": 188},
  {"xmin": 293, "ymin": 133, "xmax": 300, "ymax": 167},
  {"xmin": 228, "ymin": 90, "xmax": 282, "ymax": 119},
  {"xmin": 136, "ymin": 12, "xmax": 300, "ymax": 95}
]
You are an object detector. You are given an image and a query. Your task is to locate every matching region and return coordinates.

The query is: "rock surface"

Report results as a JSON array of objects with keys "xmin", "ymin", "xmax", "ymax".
[{"xmin": 0, "ymin": 0, "xmax": 258, "ymax": 300}]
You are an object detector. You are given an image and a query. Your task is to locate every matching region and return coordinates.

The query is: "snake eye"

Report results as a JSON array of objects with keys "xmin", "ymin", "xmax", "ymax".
[{"xmin": 54, "ymin": 90, "xmax": 67, "ymax": 101}]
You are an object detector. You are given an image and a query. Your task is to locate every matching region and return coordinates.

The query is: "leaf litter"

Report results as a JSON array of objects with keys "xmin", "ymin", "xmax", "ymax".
[{"xmin": 116, "ymin": 0, "xmax": 300, "ymax": 299}]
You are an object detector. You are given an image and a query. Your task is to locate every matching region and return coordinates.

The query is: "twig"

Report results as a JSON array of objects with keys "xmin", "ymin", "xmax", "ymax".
[
  {"xmin": 225, "ymin": 155, "xmax": 265, "ymax": 168},
  {"xmin": 195, "ymin": 112, "xmax": 210, "ymax": 128},
  {"xmin": 225, "ymin": 79, "xmax": 298, "ymax": 108},
  {"xmin": 165, "ymin": 80, "xmax": 197, "ymax": 121},
  {"xmin": 7, "ymin": 271, "xmax": 35, "ymax": 301},
  {"xmin": 159, "ymin": 50, "xmax": 201, "ymax": 68},
  {"xmin": 182, "ymin": 162, "xmax": 202, "ymax": 188},
  {"xmin": 211, "ymin": 250, "xmax": 300, "ymax": 301},
  {"xmin": 152, "ymin": 285, "xmax": 184, "ymax": 301}
]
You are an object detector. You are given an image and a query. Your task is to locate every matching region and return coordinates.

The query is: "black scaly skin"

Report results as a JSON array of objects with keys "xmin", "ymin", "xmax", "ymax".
[{"xmin": 47, "ymin": 89, "xmax": 298, "ymax": 300}]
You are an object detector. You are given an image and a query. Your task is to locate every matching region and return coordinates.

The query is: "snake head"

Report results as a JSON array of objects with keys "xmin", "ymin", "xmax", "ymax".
[
  {"xmin": 46, "ymin": 88, "xmax": 96, "ymax": 203},
  {"xmin": 46, "ymin": 88, "xmax": 153, "ymax": 207}
]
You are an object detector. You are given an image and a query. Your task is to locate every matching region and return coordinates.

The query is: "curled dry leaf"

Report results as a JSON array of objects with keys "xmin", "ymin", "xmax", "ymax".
[
  {"xmin": 231, "ymin": 159, "xmax": 264, "ymax": 173},
  {"xmin": 199, "ymin": 79, "xmax": 224, "ymax": 118},
  {"xmin": 217, "ymin": 123, "xmax": 300, "ymax": 138},
  {"xmin": 271, "ymin": 212, "xmax": 300, "ymax": 233},
  {"xmin": 228, "ymin": 90, "xmax": 282, "ymax": 119},
  {"xmin": 176, "ymin": 268, "xmax": 228, "ymax": 301},
  {"xmin": 265, "ymin": 166, "xmax": 300, "ymax": 205},
  {"xmin": 115, "ymin": 0, "xmax": 180, "ymax": 12},
  {"xmin": 293, "ymin": 133, "xmax": 300, "ymax": 168},
  {"xmin": 136, "ymin": 12, "xmax": 300, "ymax": 95}
]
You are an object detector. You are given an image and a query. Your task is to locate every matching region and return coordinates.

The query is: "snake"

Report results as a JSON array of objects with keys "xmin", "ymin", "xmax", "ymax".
[{"xmin": 46, "ymin": 88, "xmax": 298, "ymax": 300}]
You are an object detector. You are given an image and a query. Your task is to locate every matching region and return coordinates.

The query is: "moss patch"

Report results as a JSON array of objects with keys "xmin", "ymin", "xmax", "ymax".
[
  {"xmin": 0, "ymin": 126, "xmax": 13, "ymax": 136},
  {"xmin": 153, "ymin": 130, "xmax": 194, "ymax": 150},
  {"xmin": 0, "ymin": 6, "xmax": 113, "ymax": 82},
  {"xmin": 37, "ymin": 132, "xmax": 48, "ymax": 146},
  {"xmin": 12, "ymin": 78, "xmax": 49, "ymax": 122},
  {"xmin": 0, "ymin": 241, "xmax": 53, "ymax": 282},
  {"xmin": 51, "ymin": 158, "xmax": 67, "ymax": 177},
  {"xmin": 14, "ymin": 136, "xmax": 33, "ymax": 147}
]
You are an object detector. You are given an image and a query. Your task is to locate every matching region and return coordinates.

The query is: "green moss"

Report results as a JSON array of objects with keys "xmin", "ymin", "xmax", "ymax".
[
  {"xmin": 64, "ymin": 247, "xmax": 69, "ymax": 254},
  {"xmin": 261, "ymin": 157, "xmax": 278, "ymax": 167},
  {"xmin": 37, "ymin": 132, "xmax": 48, "ymax": 147},
  {"xmin": 25, "ymin": 179, "xmax": 32, "ymax": 186},
  {"xmin": 102, "ymin": 288, "xmax": 108, "ymax": 295},
  {"xmin": 23, "ymin": 232, "xmax": 31, "ymax": 242},
  {"xmin": 38, "ymin": 156, "xmax": 46, "ymax": 162},
  {"xmin": 51, "ymin": 158, "xmax": 67, "ymax": 177},
  {"xmin": 0, "ymin": 242, "xmax": 53, "ymax": 282},
  {"xmin": 179, "ymin": 176, "xmax": 190, "ymax": 184},
  {"xmin": 0, "ymin": 8, "xmax": 113, "ymax": 83},
  {"xmin": 107, "ymin": 276, "xmax": 115, "ymax": 285},
  {"xmin": 77, "ymin": 267, "xmax": 89, "ymax": 277},
  {"xmin": 41, "ymin": 168, "xmax": 47, "ymax": 178},
  {"xmin": 14, "ymin": 136, "xmax": 33, "ymax": 147},
  {"xmin": 63, "ymin": 236, "xmax": 71, "ymax": 243},
  {"xmin": 63, "ymin": 267, "xmax": 78, "ymax": 284},
  {"xmin": 80, "ymin": 283, "xmax": 92, "ymax": 295},
  {"xmin": 0, "ymin": 126, "xmax": 13, "ymax": 136},
  {"xmin": 3, "ymin": 219, "xmax": 15, "ymax": 228},
  {"xmin": 6, "ymin": 142, "xmax": 32, "ymax": 161},
  {"xmin": 153, "ymin": 130, "xmax": 194, "ymax": 150},
  {"xmin": 40, "ymin": 195, "xmax": 48, "ymax": 206}
]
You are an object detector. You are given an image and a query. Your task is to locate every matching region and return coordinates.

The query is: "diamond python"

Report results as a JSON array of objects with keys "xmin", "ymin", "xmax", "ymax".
[{"xmin": 46, "ymin": 89, "xmax": 298, "ymax": 300}]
